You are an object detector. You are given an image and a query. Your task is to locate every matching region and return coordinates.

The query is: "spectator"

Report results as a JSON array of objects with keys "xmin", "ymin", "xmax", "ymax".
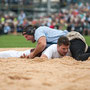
[
  {"xmin": 0, "ymin": 23, "xmax": 3, "ymax": 35},
  {"xmin": 18, "ymin": 11, "xmax": 26, "ymax": 26},
  {"xmin": 3, "ymin": 23, "xmax": 11, "ymax": 34}
]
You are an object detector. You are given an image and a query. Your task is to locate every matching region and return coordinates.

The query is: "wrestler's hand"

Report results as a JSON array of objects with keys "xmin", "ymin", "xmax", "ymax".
[
  {"xmin": 20, "ymin": 54, "xmax": 26, "ymax": 58},
  {"xmin": 26, "ymin": 52, "xmax": 34, "ymax": 59}
]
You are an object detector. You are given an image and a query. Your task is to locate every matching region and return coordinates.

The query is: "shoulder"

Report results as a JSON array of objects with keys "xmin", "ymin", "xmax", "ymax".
[
  {"xmin": 46, "ymin": 44, "xmax": 57, "ymax": 50},
  {"xmin": 42, "ymin": 44, "xmax": 57, "ymax": 54},
  {"xmin": 36, "ymin": 26, "xmax": 51, "ymax": 31},
  {"xmin": 49, "ymin": 44, "xmax": 57, "ymax": 47},
  {"xmin": 34, "ymin": 26, "xmax": 49, "ymax": 41}
]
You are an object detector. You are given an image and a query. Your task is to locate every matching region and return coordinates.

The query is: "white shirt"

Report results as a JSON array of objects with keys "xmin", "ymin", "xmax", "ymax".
[{"xmin": 42, "ymin": 44, "xmax": 71, "ymax": 59}]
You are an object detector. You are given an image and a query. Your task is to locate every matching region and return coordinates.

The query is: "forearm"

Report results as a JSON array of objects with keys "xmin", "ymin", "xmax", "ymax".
[
  {"xmin": 28, "ymin": 36, "xmax": 46, "ymax": 58},
  {"xmin": 32, "ymin": 43, "xmax": 46, "ymax": 57}
]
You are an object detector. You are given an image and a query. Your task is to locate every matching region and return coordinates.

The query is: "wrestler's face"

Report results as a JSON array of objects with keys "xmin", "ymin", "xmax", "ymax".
[
  {"xmin": 24, "ymin": 34, "xmax": 35, "ymax": 43},
  {"xmin": 57, "ymin": 44, "xmax": 69, "ymax": 56}
]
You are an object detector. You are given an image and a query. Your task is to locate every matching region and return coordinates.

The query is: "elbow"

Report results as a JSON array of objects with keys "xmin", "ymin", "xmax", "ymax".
[
  {"xmin": 42, "ymin": 43, "xmax": 46, "ymax": 49},
  {"xmin": 40, "ymin": 42, "xmax": 46, "ymax": 50}
]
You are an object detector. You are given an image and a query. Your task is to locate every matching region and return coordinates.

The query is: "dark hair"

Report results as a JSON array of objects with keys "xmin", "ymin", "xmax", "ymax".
[
  {"xmin": 57, "ymin": 36, "xmax": 70, "ymax": 46},
  {"xmin": 22, "ymin": 25, "xmax": 38, "ymax": 36}
]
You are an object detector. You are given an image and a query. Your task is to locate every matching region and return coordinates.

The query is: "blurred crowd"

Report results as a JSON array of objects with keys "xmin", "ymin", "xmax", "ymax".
[{"xmin": 0, "ymin": 2, "xmax": 90, "ymax": 35}]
